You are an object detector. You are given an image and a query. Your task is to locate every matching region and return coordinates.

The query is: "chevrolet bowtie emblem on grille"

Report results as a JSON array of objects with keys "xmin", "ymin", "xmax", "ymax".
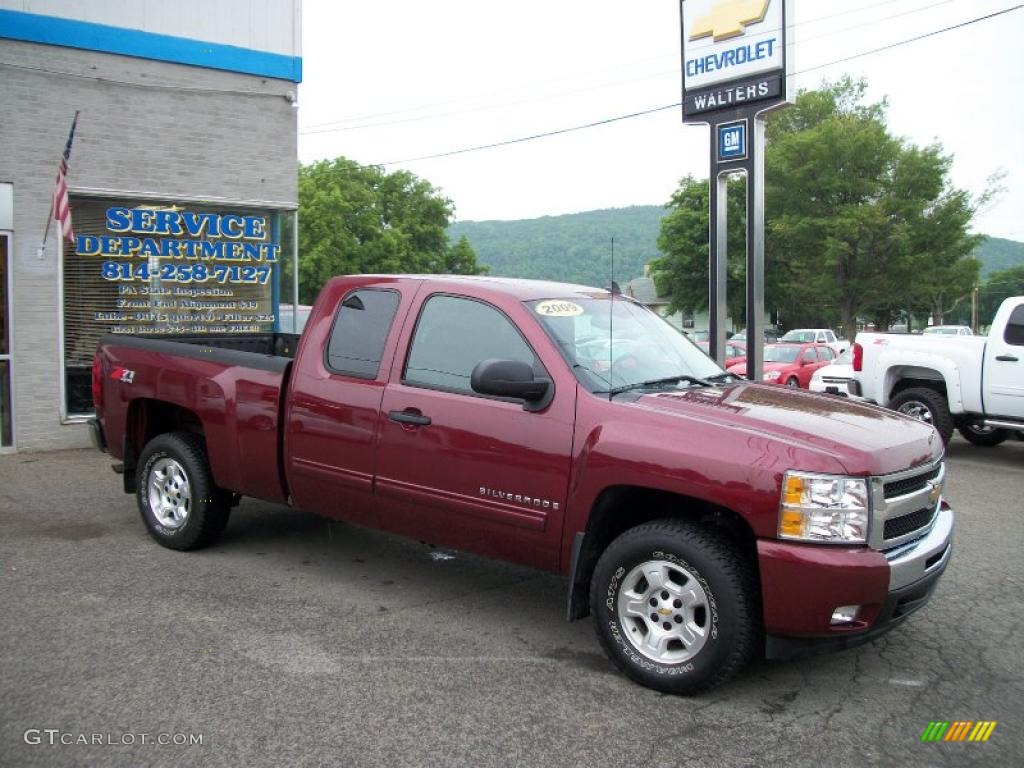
[
  {"xmin": 928, "ymin": 480, "xmax": 942, "ymax": 506},
  {"xmin": 690, "ymin": 0, "xmax": 771, "ymax": 42}
]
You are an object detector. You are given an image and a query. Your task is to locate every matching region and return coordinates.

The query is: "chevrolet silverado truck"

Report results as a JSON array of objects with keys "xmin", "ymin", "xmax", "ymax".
[
  {"xmin": 853, "ymin": 296, "xmax": 1024, "ymax": 446},
  {"xmin": 91, "ymin": 275, "xmax": 954, "ymax": 694}
]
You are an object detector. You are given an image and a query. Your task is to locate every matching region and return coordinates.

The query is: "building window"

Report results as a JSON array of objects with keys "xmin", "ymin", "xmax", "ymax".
[{"xmin": 62, "ymin": 197, "xmax": 291, "ymax": 417}]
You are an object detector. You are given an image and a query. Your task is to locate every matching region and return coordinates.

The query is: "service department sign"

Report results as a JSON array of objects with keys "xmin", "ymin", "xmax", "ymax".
[{"xmin": 680, "ymin": 0, "xmax": 791, "ymax": 120}]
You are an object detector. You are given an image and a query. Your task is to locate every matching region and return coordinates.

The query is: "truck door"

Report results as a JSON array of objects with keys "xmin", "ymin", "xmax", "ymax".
[
  {"xmin": 374, "ymin": 292, "xmax": 575, "ymax": 570},
  {"xmin": 984, "ymin": 301, "xmax": 1024, "ymax": 418},
  {"xmin": 285, "ymin": 284, "xmax": 411, "ymax": 527}
]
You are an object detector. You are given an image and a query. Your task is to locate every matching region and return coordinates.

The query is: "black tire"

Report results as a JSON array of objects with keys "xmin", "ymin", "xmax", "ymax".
[
  {"xmin": 890, "ymin": 387, "xmax": 955, "ymax": 445},
  {"xmin": 590, "ymin": 519, "xmax": 759, "ymax": 695},
  {"xmin": 785, "ymin": 377, "xmax": 799, "ymax": 388},
  {"xmin": 136, "ymin": 431, "xmax": 231, "ymax": 551},
  {"xmin": 957, "ymin": 421, "xmax": 1009, "ymax": 447}
]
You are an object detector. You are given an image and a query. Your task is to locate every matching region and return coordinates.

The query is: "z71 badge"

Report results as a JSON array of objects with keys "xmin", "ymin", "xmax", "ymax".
[{"xmin": 110, "ymin": 367, "xmax": 135, "ymax": 384}]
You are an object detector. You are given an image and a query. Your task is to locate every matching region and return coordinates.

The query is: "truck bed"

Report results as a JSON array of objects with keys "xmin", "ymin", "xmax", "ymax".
[{"xmin": 95, "ymin": 333, "xmax": 295, "ymax": 503}]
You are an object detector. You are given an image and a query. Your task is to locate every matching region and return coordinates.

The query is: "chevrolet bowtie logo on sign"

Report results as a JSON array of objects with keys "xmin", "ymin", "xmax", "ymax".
[
  {"xmin": 690, "ymin": 0, "xmax": 770, "ymax": 42},
  {"xmin": 921, "ymin": 721, "xmax": 997, "ymax": 743},
  {"xmin": 680, "ymin": 0, "xmax": 786, "ymax": 106}
]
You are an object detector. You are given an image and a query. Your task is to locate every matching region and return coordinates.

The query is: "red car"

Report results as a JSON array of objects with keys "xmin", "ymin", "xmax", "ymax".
[
  {"xmin": 727, "ymin": 343, "xmax": 836, "ymax": 388},
  {"xmin": 696, "ymin": 340, "xmax": 747, "ymax": 368}
]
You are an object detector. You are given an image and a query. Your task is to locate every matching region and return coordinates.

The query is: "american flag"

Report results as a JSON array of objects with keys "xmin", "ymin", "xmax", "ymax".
[{"xmin": 53, "ymin": 111, "xmax": 79, "ymax": 244}]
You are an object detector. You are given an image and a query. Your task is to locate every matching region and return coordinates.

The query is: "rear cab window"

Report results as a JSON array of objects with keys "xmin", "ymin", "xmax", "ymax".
[
  {"xmin": 325, "ymin": 289, "xmax": 401, "ymax": 378},
  {"xmin": 1006, "ymin": 305, "xmax": 1024, "ymax": 346}
]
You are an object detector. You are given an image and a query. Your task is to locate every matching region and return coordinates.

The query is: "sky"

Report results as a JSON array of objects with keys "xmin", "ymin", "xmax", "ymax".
[{"xmin": 298, "ymin": 0, "xmax": 1024, "ymax": 241}]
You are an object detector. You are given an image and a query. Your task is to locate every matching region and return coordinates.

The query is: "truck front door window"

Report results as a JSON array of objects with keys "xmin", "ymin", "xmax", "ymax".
[{"xmin": 404, "ymin": 295, "xmax": 538, "ymax": 394}]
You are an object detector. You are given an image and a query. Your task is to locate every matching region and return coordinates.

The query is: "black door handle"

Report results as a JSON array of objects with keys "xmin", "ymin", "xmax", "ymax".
[
  {"xmin": 388, "ymin": 410, "xmax": 431, "ymax": 426},
  {"xmin": 995, "ymin": 355, "xmax": 1019, "ymax": 362}
]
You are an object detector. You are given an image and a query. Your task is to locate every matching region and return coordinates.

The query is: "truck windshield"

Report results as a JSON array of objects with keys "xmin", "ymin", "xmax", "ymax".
[{"xmin": 527, "ymin": 297, "xmax": 724, "ymax": 394}]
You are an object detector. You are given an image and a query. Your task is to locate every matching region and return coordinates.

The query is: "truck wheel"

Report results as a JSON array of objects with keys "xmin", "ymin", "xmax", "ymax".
[
  {"xmin": 957, "ymin": 421, "xmax": 1008, "ymax": 447},
  {"xmin": 590, "ymin": 520, "xmax": 758, "ymax": 695},
  {"xmin": 136, "ymin": 431, "xmax": 231, "ymax": 551},
  {"xmin": 890, "ymin": 387, "xmax": 954, "ymax": 445},
  {"xmin": 785, "ymin": 377, "xmax": 799, "ymax": 388}
]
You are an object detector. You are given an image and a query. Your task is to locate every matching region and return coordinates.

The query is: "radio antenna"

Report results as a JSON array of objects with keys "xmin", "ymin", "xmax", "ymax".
[{"xmin": 609, "ymin": 236, "xmax": 615, "ymax": 401}]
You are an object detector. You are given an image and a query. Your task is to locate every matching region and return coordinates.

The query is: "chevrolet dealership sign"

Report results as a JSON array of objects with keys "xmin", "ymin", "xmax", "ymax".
[{"xmin": 680, "ymin": 0, "xmax": 791, "ymax": 119}]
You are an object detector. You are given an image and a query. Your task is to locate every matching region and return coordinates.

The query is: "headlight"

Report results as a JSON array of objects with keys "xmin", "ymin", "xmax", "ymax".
[
  {"xmin": 779, "ymin": 471, "xmax": 869, "ymax": 543},
  {"xmin": 764, "ymin": 370, "xmax": 781, "ymax": 380}
]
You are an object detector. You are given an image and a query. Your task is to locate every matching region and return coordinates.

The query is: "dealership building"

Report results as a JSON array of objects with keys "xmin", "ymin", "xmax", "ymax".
[{"xmin": 0, "ymin": 1, "xmax": 301, "ymax": 452}]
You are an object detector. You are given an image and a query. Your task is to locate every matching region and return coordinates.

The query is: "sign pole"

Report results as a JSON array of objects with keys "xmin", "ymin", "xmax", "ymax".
[
  {"xmin": 679, "ymin": 0, "xmax": 793, "ymax": 377},
  {"xmin": 709, "ymin": 167, "xmax": 729, "ymax": 364},
  {"xmin": 745, "ymin": 115, "xmax": 767, "ymax": 381}
]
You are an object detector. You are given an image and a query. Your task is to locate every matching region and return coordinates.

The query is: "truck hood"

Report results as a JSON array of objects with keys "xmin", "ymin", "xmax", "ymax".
[{"xmin": 628, "ymin": 383, "xmax": 941, "ymax": 476}]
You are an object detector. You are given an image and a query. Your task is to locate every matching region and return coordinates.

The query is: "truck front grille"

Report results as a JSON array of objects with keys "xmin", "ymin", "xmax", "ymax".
[
  {"xmin": 869, "ymin": 460, "xmax": 944, "ymax": 551},
  {"xmin": 884, "ymin": 465, "xmax": 940, "ymax": 499},
  {"xmin": 884, "ymin": 506, "xmax": 937, "ymax": 540}
]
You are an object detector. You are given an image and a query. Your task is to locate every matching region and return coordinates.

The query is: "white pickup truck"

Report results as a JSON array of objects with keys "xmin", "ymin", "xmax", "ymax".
[{"xmin": 853, "ymin": 296, "xmax": 1024, "ymax": 446}]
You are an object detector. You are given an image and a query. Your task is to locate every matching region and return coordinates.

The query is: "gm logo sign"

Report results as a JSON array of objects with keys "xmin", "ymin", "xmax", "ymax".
[{"xmin": 717, "ymin": 120, "xmax": 747, "ymax": 162}]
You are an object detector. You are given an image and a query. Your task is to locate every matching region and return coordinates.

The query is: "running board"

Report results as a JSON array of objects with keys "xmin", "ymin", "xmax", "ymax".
[{"xmin": 984, "ymin": 418, "xmax": 1024, "ymax": 430}]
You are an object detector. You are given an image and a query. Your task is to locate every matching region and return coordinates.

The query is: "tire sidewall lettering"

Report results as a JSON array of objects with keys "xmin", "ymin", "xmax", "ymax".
[
  {"xmin": 141, "ymin": 450, "xmax": 185, "ymax": 538},
  {"xmin": 603, "ymin": 549, "xmax": 719, "ymax": 676}
]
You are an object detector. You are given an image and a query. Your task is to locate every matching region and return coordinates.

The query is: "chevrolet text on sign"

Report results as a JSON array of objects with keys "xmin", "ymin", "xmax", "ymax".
[{"xmin": 680, "ymin": 0, "xmax": 789, "ymax": 119}]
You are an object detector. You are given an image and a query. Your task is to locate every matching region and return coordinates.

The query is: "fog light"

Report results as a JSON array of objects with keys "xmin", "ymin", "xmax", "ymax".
[{"xmin": 831, "ymin": 605, "xmax": 860, "ymax": 625}]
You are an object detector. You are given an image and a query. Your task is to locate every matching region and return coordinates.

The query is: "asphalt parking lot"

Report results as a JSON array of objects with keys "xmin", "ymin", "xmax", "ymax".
[{"xmin": 1, "ymin": 436, "xmax": 1021, "ymax": 767}]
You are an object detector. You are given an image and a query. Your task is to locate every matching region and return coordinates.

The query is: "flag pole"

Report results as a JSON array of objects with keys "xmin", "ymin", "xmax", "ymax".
[{"xmin": 40, "ymin": 109, "xmax": 80, "ymax": 254}]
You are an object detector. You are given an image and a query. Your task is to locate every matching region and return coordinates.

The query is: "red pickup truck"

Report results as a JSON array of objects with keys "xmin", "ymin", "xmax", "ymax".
[{"xmin": 90, "ymin": 275, "xmax": 954, "ymax": 694}]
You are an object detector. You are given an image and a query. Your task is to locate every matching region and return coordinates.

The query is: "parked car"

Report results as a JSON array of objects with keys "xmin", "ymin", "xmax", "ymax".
[
  {"xmin": 697, "ymin": 340, "xmax": 746, "ymax": 368},
  {"xmin": 854, "ymin": 296, "xmax": 1024, "ymax": 445},
  {"xmin": 922, "ymin": 325, "xmax": 973, "ymax": 337},
  {"xmin": 689, "ymin": 330, "xmax": 710, "ymax": 343},
  {"xmin": 809, "ymin": 349, "xmax": 856, "ymax": 396},
  {"xmin": 727, "ymin": 343, "xmax": 835, "ymax": 388},
  {"xmin": 277, "ymin": 303, "xmax": 313, "ymax": 333},
  {"xmin": 90, "ymin": 276, "xmax": 952, "ymax": 695},
  {"xmin": 732, "ymin": 327, "xmax": 782, "ymax": 344},
  {"xmin": 779, "ymin": 328, "xmax": 847, "ymax": 355}
]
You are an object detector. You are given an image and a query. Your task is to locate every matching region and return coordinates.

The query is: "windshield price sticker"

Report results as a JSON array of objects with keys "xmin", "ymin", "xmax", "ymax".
[{"xmin": 536, "ymin": 300, "xmax": 584, "ymax": 317}]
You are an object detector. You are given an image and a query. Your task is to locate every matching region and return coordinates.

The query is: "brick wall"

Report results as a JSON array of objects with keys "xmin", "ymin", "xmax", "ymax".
[{"xmin": 0, "ymin": 39, "xmax": 297, "ymax": 451}]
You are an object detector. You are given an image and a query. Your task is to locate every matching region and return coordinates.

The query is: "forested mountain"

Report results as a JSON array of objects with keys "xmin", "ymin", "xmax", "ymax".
[
  {"xmin": 978, "ymin": 236, "xmax": 1024, "ymax": 276},
  {"xmin": 450, "ymin": 207, "xmax": 1022, "ymax": 286},
  {"xmin": 448, "ymin": 206, "xmax": 666, "ymax": 287}
]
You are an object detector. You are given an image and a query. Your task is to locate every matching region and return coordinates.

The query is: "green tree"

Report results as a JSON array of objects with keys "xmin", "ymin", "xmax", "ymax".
[
  {"xmin": 650, "ymin": 175, "xmax": 750, "ymax": 327},
  {"xmin": 767, "ymin": 78, "xmax": 987, "ymax": 337},
  {"xmin": 655, "ymin": 78, "xmax": 990, "ymax": 339},
  {"xmin": 289, "ymin": 158, "xmax": 485, "ymax": 303},
  {"xmin": 978, "ymin": 265, "xmax": 1024, "ymax": 325}
]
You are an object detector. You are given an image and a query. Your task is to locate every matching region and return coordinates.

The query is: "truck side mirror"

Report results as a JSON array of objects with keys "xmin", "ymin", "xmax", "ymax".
[{"xmin": 471, "ymin": 358, "xmax": 552, "ymax": 410}]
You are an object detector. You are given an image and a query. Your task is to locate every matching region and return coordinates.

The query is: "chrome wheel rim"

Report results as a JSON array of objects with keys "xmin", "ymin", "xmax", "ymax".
[
  {"xmin": 787, "ymin": 378, "xmax": 799, "ymax": 387},
  {"xmin": 897, "ymin": 401, "xmax": 933, "ymax": 424},
  {"xmin": 616, "ymin": 559, "xmax": 710, "ymax": 664},
  {"xmin": 147, "ymin": 458, "xmax": 191, "ymax": 529}
]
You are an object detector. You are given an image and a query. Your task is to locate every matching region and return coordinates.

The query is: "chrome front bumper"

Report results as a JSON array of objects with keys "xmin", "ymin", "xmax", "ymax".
[{"xmin": 886, "ymin": 506, "xmax": 954, "ymax": 591}]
